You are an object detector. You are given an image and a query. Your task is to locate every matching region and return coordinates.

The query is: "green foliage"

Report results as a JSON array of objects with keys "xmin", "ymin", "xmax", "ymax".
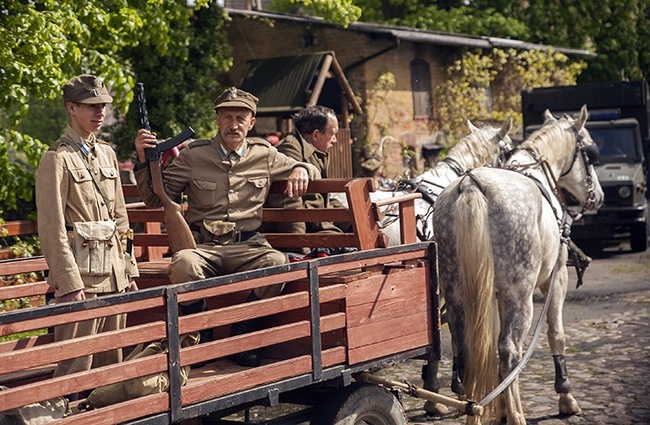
[
  {"xmin": 269, "ymin": 0, "xmax": 362, "ymax": 27},
  {"xmin": 107, "ymin": 3, "xmax": 232, "ymax": 159},
  {"xmin": 0, "ymin": 130, "xmax": 48, "ymax": 213},
  {"xmin": 399, "ymin": 5, "xmax": 530, "ymax": 40},
  {"xmin": 0, "ymin": 0, "xmax": 232, "ymax": 219},
  {"xmin": 354, "ymin": 0, "xmax": 646, "ymax": 83},
  {"xmin": 435, "ymin": 48, "xmax": 586, "ymax": 141}
]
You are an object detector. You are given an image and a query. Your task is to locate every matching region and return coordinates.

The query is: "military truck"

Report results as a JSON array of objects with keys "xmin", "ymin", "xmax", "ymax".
[{"xmin": 522, "ymin": 81, "xmax": 650, "ymax": 252}]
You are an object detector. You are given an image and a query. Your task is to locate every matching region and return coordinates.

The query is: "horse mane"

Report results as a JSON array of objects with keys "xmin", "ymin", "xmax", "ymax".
[
  {"xmin": 446, "ymin": 125, "xmax": 501, "ymax": 169},
  {"xmin": 520, "ymin": 117, "xmax": 575, "ymax": 164}
]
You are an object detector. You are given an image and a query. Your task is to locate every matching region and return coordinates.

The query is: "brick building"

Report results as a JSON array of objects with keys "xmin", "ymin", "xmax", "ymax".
[{"xmin": 222, "ymin": 9, "xmax": 592, "ymax": 178}]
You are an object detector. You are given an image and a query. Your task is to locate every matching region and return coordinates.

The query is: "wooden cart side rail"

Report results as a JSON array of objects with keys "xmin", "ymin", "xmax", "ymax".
[{"xmin": 0, "ymin": 243, "xmax": 435, "ymax": 424}]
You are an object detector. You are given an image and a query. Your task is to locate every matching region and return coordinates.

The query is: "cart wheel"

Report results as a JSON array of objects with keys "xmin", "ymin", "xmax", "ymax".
[{"xmin": 310, "ymin": 382, "xmax": 407, "ymax": 425}]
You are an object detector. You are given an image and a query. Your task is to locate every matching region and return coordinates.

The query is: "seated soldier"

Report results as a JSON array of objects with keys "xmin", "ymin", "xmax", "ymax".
[{"xmin": 262, "ymin": 105, "xmax": 350, "ymax": 255}]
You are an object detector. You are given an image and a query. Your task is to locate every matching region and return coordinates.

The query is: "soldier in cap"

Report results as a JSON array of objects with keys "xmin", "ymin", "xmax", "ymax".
[
  {"xmin": 133, "ymin": 87, "xmax": 320, "ymax": 367},
  {"xmin": 36, "ymin": 74, "xmax": 139, "ymax": 389},
  {"xmin": 262, "ymin": 105, "xmax": 348, "ymax": 253},
  {"xmin": 361, "ymin": 155, "xmax": 394, "ymax": 190}
]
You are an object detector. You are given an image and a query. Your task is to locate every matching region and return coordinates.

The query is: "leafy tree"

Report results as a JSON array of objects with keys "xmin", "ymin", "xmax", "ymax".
[
  {"xmin": 269, "ymin": 0, "xmax": 362, "ymax": 27},
  {"xmin": 435, "ymin": 48, "xmax": 586, "ymax": 141},
  {"xmin": 0, "ymin": 0, "xmax": 230, "ymax": 218},
  {"xmin": 107, "ymin": 3, "xmax": 232, "ymax": 160}
]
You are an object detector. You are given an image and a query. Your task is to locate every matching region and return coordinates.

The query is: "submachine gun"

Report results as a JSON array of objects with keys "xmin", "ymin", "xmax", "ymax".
[{"xmin": 135, "ymin": 83, "xmax": 197, "ymax": 253}]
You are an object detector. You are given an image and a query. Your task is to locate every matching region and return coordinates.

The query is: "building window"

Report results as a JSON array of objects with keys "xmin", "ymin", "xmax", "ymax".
[{"xmin": 411, "ymin": 59, "xmax": 433, "ymax": 119}]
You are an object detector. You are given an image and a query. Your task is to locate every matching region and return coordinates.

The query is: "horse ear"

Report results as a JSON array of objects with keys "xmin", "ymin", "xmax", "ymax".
[
  {"xmin": 543, "ymin": 109, "xmax": 557, "ymax": 123},
  {"xmin": 467, "ymin": 119, "xmax": 479, "ymax": 133},
  {"xmin": 499, "ymin": 116, "xmax": 513, "ymax": 138},
  {"xmin": 576, "ymin": 104, "xmax": 589, "ymax": 130}
]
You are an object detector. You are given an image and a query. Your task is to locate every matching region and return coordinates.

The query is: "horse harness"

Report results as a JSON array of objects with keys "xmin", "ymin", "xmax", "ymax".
[{"xmin": 458, "ymin": 129, "xmax": 598, "ymax": 411}]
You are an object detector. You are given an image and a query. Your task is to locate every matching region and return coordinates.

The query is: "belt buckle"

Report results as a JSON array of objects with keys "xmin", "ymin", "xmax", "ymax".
[{"xmin": 233, "ymin": 230, "xmax": 243, "ymax": 243}]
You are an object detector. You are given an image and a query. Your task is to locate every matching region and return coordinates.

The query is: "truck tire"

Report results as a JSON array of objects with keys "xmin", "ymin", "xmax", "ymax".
[
  {"xmin": 310, "ymin": 382, "xmax": 407, "ymax": 425},
  {"xmin": 630, "ymin": 222, "xmax": 648, "ymax": 252}
]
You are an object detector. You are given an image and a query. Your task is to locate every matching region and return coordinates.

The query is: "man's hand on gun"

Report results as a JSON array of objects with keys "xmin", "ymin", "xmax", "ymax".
[{"xmin": 135, "ymin": 128, "xmax": 158, "ymax": 162}]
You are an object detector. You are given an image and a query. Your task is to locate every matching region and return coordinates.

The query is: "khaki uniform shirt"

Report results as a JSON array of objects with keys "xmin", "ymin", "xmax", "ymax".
[
  {"xmin": 134, "ymin": 134, "xmax": 320, "ymax": 235},
  {"xmin": 36, "ymin": 126, "xmax": 135, "ymax": 298},
  {"xmin": 264, "ymin": 131, "xmax": 343, "ymax": 235}
]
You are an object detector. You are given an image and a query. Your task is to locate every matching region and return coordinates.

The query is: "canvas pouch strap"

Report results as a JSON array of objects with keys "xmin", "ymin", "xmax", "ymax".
[{"xmin": 73, "ymin": 221, "xmax": 117, "ymax": 276}]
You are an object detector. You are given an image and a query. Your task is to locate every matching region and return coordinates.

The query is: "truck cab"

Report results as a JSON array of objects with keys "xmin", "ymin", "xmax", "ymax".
[{"xmin": 573, "ymin": 116, "xmax": 648, "ymax": 252}]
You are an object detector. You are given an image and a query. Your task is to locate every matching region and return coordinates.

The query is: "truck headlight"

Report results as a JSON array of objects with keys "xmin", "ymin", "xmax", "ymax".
[{"xmin": 618, "ymin": 186, "xmax": 632, "ymax": 199}]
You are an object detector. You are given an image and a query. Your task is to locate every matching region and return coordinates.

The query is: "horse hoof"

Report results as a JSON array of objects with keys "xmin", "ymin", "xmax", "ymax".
[
  {"xmin": 558, "ymin": 393, "xmax": 582, "ymax": 415},
  {"xmin": 423, "ymin": 400, "xmax": 450, "ymax": 416}
]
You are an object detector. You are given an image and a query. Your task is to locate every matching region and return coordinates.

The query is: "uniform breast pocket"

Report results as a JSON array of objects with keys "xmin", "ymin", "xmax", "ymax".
[
  {"xmin": 244, "ymin": 176, "xmax": 269, "ymax": 203},
  {"xmin": 100, "ymin": 166, "xmax": 118, "ymax": 203},
  {"xmin": 68, "ymin": 167, "xmax": 95, "ymax": 205},
  {"xmin": 191, "ymin": 178, "xmax": 219, "ymax": 207}
]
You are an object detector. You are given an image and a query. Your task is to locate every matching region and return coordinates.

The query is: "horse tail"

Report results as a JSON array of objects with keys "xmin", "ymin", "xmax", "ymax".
[{"xmin": 453, "ymin": 175, "xmax": 500, "ymax": 418}]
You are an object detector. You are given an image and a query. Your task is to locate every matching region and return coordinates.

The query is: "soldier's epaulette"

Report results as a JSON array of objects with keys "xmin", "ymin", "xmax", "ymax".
[
  {"xmin": 96, "ymin": 139, "xmax": 109, "ymax": 146},
  {"xmin": 248, "ymin": 137, "xmax": 271, "ymax": 147},
  {"xmin": 188, "ymin": 139, "xmax": 211, "ymax": 149},
  {"xmin": 49, "ymin": 138, "xmax": 72, "ymax": 152}
]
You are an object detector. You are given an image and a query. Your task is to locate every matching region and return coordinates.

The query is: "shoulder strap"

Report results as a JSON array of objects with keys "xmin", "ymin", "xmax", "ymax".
[{"xmin": 63, "ymin": 136, "xmax": 115, "ymax": 220}]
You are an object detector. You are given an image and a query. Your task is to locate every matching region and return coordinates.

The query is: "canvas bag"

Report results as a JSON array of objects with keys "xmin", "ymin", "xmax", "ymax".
[
  {"xmin": 73, "ymin": 221, "xmax": 117, "ymax": 276},
  {"xmin": 0, "ymin": 386, "xmax": 69, "ymax": 425},
  {"xmin": 77, "ymin": 332, "xmax": 200, "ymax": 411}
]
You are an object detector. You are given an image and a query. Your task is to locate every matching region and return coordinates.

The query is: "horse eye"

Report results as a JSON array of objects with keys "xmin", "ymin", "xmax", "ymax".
[{"xmin": 584, "ymin": 143, "xmax": 600, "ymax": 165}]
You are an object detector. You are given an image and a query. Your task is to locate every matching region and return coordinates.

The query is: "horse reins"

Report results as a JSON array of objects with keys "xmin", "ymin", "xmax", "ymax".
[{"xmin": 467, "ymin": 125, "xmax": 594, "ymax": 412}]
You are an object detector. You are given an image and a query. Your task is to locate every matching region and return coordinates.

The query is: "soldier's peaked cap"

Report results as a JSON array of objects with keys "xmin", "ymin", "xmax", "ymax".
[
  {"xmin": 63, "ymin": 74, "xmax": 113, "ymax": 104},
  {"xmin": 213, "ymin": 87, "xmax": 258, "ymax": 115}
]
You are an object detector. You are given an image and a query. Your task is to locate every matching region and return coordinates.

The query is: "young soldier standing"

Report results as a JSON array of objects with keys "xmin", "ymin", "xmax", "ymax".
[{"xmin": 36, "ymin": 75, "xmax": 138, "ymax": 388}]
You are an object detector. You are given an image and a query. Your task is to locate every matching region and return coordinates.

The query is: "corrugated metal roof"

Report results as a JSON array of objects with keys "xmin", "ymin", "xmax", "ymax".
[
  {"xmin": 240, "ymin": 53, "xmax": 327, "ymax": 117},
  {"xmin": 226, "ymin": 9, "xmax": 596, "ymax": 58}
]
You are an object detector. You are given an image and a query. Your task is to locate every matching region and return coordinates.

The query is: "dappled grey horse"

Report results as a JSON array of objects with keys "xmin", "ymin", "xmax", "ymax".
[{"xmin": 431, "ymin": 106, "xmax": 603, "ymax": 424}]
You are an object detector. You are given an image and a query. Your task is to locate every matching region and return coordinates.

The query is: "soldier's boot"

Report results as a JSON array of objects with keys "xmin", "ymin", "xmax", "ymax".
[
  {"xmin": 229, "ymin": 292, "xmax": 261, "ymax": 367},
  {"xmin": 180, "ymin": 299, "xmax": 213, "ymax": 367}
]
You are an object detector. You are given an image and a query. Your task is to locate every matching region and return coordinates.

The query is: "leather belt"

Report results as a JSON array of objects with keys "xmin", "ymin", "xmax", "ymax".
[{"xmin": 190, "ymin": 223, "xmax": 257, "ymax": 244}]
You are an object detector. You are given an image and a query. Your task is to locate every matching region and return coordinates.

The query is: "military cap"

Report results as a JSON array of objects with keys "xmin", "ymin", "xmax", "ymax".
[
  {"xmin": 213, "ymin": 87, "xmax": 258, "ymax": 115},
  {"xmin": 62, "ymin": 74, "xmax": 113, "ymax": 104},
  {"xmin": 361, "ymin": 156, "xmax": 383, "ymax": 176}
]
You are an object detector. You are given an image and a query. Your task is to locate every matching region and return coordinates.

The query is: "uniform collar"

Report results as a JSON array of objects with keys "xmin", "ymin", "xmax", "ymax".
[
  {"xmin": 296, "ymin": 130, "xmax": 328, "ymax": 158},
  {"xmin": 215, "ymin": 134, "xmax": 247, "ymax": 159},
  {"xmin": 64, "ymin": 125, "xmax": 97, "ymax": 154}
]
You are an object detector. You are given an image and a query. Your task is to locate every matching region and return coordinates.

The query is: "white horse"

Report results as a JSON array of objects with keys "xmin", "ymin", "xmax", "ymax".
[
  {"xmin": 334, "ymin": 118, "xmax": 514, "ymax": 246},
  {"xmin": 430, "ymin": 106, "xmax": 603, "ymax": 424}
]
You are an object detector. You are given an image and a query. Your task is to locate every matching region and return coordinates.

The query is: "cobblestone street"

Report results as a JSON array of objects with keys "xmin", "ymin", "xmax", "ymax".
[{"xmin": 379, "ymin": 250, "xmax": 650, "ymax": 425}]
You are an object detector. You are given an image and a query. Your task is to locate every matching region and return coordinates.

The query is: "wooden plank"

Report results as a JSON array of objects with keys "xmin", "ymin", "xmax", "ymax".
[
  {"xmin": 262, "ymin": 208, "xmax": 351, "ymax": 223},
  {"xmin": 0, "ymin": 333, "xmax": 54, "ymax": 354},
  {"xmin": 0, "ymin": 352, "xmax": 169, "ymax": 411},
  {"xmin": 346, "ymin": 310, "xmax": 430, "ymax": 349},
  {"xmin": 268, "ymin": 179, "xmax": 374, "ymax": 195},
  {"xmin": 0, "ymin": 256, "xmax": 48, "ymax": 276},
  {"xmin": 346, "ymin": 289, "xmax": 429, "ymax": 328},
  {"xmin": 0, "ymin": 297, "xmax": 166, "ymax": 337},
  {"xmin": 56, "ymin": 393, "xmax": 169, "ymax": 425},
  {"xmin": 265, "ymin": 233, "xmax": 357, "ymax": 248},
  {"xmin": 0, "ymin": 281, "xmax": 51, "ymax": 300},
  {"xmin": 345, "ymin": 267, "xmax": 428, "ymax": 307},
  {"xmin": 0, "ymin": 322, "xmax": 167, "ymax": 374},
  {"xmin": 182, "ymin": 347, "xmax": 346, "ymax": 406},
  {"xmin": 0, "ymin": 220, "xmax": 38, "ymax": 237},
  {"xmin": 345, "ymin": 179, "xmax": 384, "ymax": 250},
  {"xmin": 348, "ymin": 329, "xmax": 432, "ymax": 365}
]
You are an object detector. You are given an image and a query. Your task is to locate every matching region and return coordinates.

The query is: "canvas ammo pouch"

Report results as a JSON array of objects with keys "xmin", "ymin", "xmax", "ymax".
[{"xmin": 73, "ymin": 221, "xmax": 117, "ymax": 276}]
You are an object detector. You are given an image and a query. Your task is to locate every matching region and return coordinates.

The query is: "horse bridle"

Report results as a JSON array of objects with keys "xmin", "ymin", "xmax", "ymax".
[{"xmin": 510, "ymin": 126, "xmax": 599, "ymax": 220}]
